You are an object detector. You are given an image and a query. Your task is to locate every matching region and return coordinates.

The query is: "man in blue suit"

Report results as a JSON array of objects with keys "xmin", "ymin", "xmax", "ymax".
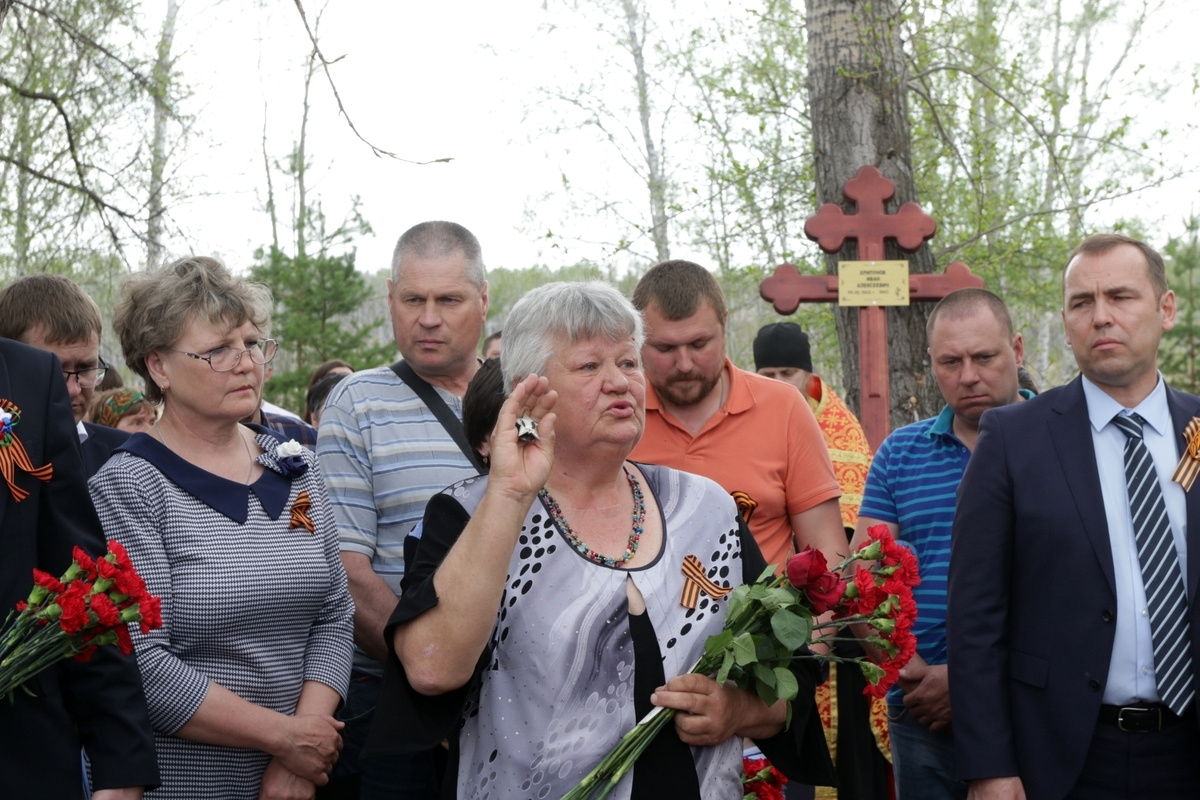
[
  {"xmin": 948, "ymin": 234, "xmax": 1200, "ymax": 800},
  {"xmin": 0, "ymin": 274, "xmax": 129, "ymax": 475}
]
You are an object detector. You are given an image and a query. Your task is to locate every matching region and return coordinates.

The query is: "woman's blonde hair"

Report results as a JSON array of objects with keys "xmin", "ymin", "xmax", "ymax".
[{"xmin": 114, "ymin": 256, "xmax": 272, "ymax": 404}]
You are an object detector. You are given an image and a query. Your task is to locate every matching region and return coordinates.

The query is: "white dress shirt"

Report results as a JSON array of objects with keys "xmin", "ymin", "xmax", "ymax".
[{"xmin": 1082, "ymin": 374, "xmax": 1188, "ymax": 705}]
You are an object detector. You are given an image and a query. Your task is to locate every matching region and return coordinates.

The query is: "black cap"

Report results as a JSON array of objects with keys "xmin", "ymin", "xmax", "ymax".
[{"xmin": 753, "ymin": 322, "xmax": 812, "ymax": 372}]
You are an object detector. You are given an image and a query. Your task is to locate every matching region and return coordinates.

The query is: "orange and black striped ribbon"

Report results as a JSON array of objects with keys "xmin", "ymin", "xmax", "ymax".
[
  {"xmin": 679, "ymin": 554, "xmax": 733, "ymax": 609},
  {"xmin": 0, "ymin": 404, "xmax": 53, "ymax": 503},
  {"xmin": 731, "ymin": 490, "xmax": 758, "ymax": 524},
  {"xmin": 1172, "ymin": 418, "xmax": 1200, "ymax": 491},
  {"xmin": 289, "ymin": 490, "xmax": 315, "ymax": 534}
]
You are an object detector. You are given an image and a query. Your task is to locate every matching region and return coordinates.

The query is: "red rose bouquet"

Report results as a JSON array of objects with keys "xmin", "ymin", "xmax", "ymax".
[
  {"xmin": 0, "ymin": 540, "xmax": 162, "ymax": 698},
  {"xmin": 560, "ymin": 524, "xmax": 919, "ymax": 800}
]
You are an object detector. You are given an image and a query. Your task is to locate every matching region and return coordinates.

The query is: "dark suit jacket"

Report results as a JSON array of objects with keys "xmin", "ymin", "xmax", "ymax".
[
  {"xmin": 947, "ymin": 377, "xmax": 1200, "ymax": 800},
  {"xmin": 82, "ymin": 420, "xmax": 131, "ymax": 477},
  {"xmin": 0, "ymin": 338, "xmax": 158, "ymax": 796}
]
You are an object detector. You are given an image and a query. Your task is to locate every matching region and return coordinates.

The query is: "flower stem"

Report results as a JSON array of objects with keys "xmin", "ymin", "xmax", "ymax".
[{"xmin": 558, "ymin": 705, "xmax": 678, "ymax": 800}]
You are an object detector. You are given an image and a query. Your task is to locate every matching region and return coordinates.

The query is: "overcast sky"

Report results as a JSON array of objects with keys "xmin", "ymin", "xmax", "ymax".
[
  {"xmin": 155, "ymin": 0, "xmax": 595, "ymax": 274},
  {"xmin": 152, "ymin": 0, "xmax": 1200, "ymax": 278}
]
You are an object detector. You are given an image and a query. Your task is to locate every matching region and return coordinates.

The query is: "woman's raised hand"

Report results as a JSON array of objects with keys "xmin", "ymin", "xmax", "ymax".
[{"xmin": 487, "ymin": 373, "xmax": 557, "ymax": 502}]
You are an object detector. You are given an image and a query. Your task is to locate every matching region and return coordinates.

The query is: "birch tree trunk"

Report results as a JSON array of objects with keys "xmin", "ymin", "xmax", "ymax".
[
  {"xmin": 146, "ymin": 0, "xmax": 179, "ymax": 270},
  {"xmin": 620, "ymin": 0, "xmax": 670, "ymax": 262}
]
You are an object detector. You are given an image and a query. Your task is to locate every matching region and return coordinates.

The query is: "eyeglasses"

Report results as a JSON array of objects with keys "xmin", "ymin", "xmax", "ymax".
[
  {"xmin": 169, "ymin": 339, "xmax": 278, "ymax": 372},
  {"xmin": 63, "ymin": 360, "xmax": 108, "ymax": 388}
]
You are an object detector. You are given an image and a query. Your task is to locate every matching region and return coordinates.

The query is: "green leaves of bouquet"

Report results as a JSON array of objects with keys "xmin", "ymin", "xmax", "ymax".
[{"xmin": 700, "ymin": 568, "xmax": 811, "ymax": 723}]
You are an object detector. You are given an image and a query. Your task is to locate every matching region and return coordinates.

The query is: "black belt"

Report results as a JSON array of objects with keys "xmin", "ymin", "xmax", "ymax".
[{"xmin": 1098, "ymin": 703, "xmax": 1184, "ymax": 732}]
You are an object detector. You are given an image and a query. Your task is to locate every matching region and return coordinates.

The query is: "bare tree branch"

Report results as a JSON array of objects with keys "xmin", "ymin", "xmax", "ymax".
[
  {"xmin": 936, "ymin": 167, "xmax": 1198, "ymax": 259},
  {"xmin": 0, "ymin": 151, "xmax": 128, "ymax": 247},
  {"xmin": 0, "ymin": 73, "xmax": 135, "ymax": 265},
  {"xmin": 11, "ymin": 0, "xmax": 153, "ymax": 93},
  {"xmin": 291, "ymin": 0, "xmax": 452, "ymax": 164}
]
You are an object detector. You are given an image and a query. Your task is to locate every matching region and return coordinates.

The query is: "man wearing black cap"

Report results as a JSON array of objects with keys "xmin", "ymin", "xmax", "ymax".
[
  {"xmin": 753, "ymin": 322, "xmax": 872, "ymax": 534},
  {"xmin": 753, "ymin": 322, "xmax": 812, "ymax": 386}
]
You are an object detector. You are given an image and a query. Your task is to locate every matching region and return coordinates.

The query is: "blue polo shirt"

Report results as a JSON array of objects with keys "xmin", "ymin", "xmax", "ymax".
[
  {"xmin": 859, "ymin": 392, "xmax": 1032, "ymax": 704},
  {"xmin": 860, "ymin": 405, "xmax": 964, "ymax": 682}
]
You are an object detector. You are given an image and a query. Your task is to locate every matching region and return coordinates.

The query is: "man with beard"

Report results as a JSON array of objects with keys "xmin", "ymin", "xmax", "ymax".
[{"xmin": 629, "ymin": 260, "xmax": 846, "ymax": 573}]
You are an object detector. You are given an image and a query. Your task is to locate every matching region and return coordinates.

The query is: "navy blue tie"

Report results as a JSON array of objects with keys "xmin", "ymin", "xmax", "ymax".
[{"xmin": 1113, "ymin": 412, "xmax": 1194, "ymax": 715}]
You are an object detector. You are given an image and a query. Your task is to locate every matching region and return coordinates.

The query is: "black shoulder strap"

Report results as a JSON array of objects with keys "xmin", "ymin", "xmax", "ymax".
[{"xmin": 390, "ymin": 360, "xmax": 484, "ymax": 473}]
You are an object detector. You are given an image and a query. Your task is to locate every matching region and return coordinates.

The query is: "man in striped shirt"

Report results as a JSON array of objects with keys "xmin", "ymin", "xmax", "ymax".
[
  {"xmin": 852, "ymin": 289, "xmax": 1027, "ymax": 800},
  {"xmin": 317, "ymin": 221, "xmax": 489, "ymax": 799}
]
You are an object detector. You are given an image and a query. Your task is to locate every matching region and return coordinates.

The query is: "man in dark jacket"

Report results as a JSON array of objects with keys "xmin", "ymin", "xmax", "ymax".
[{"xmin": 0, "ymin": 337, "xmax": 158, "ymax": 797}]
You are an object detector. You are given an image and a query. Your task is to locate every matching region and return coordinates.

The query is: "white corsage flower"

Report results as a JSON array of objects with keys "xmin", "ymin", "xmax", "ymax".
[{"xmin": 274, "ymin": 439, "xmax": 309, "ymax": 479}]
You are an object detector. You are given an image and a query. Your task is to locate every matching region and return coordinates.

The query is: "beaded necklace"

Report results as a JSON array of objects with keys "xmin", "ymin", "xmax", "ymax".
[{"xmin": 539, "ymin": 466, "xmax": 646, "ymax": 568}]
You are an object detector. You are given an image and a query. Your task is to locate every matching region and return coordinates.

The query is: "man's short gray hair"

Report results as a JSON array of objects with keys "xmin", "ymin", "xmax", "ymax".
[
  {"xmin": 391, "ymin": 220, "xmax": 486, "ymax": 288},
  {"xmin": 501, "ymin": 282, "xmax": 644, "ymax": 393}
]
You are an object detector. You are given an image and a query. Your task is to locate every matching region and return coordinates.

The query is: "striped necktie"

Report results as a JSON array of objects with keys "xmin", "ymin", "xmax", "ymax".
[{"xmin": 1113, "ymin": 412, "xmax": 1194, "ymax": 715}]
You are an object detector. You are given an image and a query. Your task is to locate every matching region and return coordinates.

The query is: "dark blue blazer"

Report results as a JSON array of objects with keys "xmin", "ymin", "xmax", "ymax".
[
  {"xmin": 82, "ymin": 420, "xmax": 131, "ymax": 477},
  {"xmin": 0, "ymin": 338, "xmax": 158, "ymax": 795},
  {"xmin": 947, "ymin": 376, "xmax": 1200, "ymax": 800}
]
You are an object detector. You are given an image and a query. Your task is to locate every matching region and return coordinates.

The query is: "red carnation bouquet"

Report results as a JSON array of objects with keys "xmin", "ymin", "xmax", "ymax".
[
  {"xmin": 0, "ymin": 540, "xmax": 162, "ymax": 698},
  {"xmin": 742, "ymin": 755, "xmax": 788, "ymax": 800},
  {"xmin": 561, "ymin": 524, "xmax": 919, "ymax": 800}
]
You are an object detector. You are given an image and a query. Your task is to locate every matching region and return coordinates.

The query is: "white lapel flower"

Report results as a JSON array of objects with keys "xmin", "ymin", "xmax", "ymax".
[{"xmin": 274, "ymin": 439, "xmax": 309, "ymax": 479}]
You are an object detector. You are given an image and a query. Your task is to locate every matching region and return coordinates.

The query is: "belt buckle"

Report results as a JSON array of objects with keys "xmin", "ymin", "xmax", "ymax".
[{"xmin": 1117, "ymin": 705, "xmax": 1159, "ymax": 732}]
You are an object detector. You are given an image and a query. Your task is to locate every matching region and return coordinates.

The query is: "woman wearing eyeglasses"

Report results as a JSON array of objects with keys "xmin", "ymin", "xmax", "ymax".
[{"xmin": 89, "ymin": 256, "xmax": 354, "ymax": 800}]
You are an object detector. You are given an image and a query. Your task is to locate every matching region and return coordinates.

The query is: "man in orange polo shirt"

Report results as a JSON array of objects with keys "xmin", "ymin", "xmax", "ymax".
[{"xmin": 629, "ymin": 260, "xmax": 846, "ymax": 572}]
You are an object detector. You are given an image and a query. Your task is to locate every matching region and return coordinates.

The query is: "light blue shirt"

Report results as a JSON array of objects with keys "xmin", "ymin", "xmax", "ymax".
[{"xmin": 1082, "ymin": 374, "xmax": 1188, "ymax": 705}]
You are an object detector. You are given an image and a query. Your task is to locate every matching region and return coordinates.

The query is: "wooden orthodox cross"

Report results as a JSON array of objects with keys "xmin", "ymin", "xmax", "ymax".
[{"xmin": 760, "ymin": 166, "xmax": 984, "ymax": 451}]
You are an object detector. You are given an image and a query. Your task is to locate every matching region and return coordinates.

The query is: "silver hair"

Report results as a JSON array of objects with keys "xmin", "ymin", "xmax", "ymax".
[
  {"xmin": 390, "ymin": 220, "xmax": 486, "ymax": 288},
  {"xmin": 501, "ymin": 281, "xmax": 644, "ymax": 393}
]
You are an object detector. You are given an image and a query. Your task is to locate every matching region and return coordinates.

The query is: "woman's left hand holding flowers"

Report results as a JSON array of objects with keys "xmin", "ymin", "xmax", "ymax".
[{"xmin": 652, "ymin": 673, "xmax": 785, "ymax": 746}]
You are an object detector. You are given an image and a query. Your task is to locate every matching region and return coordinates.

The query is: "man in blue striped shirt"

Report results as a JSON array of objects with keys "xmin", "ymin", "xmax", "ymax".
[
  {"xmin": 852, "ymin": 289, "xmax": 1028, "ymax": 800},
  {"xmin": 318, "ymin": 221, "xmax": 489, "ymax": 799}
]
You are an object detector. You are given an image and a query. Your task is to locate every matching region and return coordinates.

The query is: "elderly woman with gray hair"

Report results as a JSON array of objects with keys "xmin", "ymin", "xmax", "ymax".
[
  {"xmin": 89, "ymin": 256, "xmax": 354, "ymax": 800},
  {"xmin": 375, "ymin": 281, "xmax": 831, "ymax": 799}
]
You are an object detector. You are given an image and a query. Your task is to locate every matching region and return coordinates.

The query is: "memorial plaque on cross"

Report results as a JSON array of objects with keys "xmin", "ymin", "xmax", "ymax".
[{"xmin": 760, "ymin": 165, "xmax": 984, "ymax": 451}]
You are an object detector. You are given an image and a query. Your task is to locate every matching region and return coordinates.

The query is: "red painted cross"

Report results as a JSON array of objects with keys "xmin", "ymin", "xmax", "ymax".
[{"xmin": 760, "ymin": 166, "xmax": 983, "ymax": 451}]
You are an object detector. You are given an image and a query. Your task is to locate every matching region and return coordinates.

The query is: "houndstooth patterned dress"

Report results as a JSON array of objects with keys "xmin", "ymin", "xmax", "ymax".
[{"xmin": 89, "ymin": 429, "xmax": 354, "ymax": 799}]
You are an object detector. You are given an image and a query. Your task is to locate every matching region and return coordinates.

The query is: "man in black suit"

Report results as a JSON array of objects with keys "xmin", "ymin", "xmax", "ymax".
[
  {"xmin": 0, "ymin": 337, "xmax": 158, "ymax": 797},
  {"xmin": 0, "ymin": 274, "xmax": 130, "ymax": 475},
  {"xmin": 948, "ymin": 234, "xmax": 1200, "ymax": 800}
]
